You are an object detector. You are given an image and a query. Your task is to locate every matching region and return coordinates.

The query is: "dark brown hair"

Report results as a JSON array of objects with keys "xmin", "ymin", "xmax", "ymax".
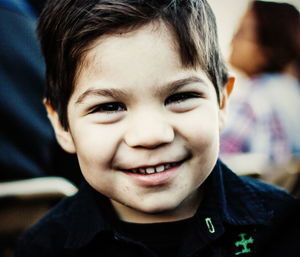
[
  {"xmin": 38, "ymin": 0, "xmax": 228, "ymax": 129},
  {"xmin": 251, "ymin": 1, "xmax": 300, "ymax": 76}
]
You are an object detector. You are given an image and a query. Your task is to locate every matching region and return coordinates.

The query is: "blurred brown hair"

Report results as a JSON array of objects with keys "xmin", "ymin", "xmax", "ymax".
[{"xmin": 251, "ymin": 1, "xmax": 300, "ymax": 78}]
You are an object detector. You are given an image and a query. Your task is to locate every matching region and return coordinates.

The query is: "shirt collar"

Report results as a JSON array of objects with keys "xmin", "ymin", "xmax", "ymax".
[
  {"xmin": 63, "ymin": 159, "xmax": 272, "ymax": 249},
  {"xmin": 180, "ymin": 160, "xmax": 273, "ymax": 257},
  {"xmin": 196, "ymin": 160, "xmax": 272, "ymax": 227}
]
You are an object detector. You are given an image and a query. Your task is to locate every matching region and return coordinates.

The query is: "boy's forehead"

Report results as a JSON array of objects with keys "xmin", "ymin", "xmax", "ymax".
[
  {"xmin": 73, "ymin": 21, "xmax": 215, "ymax": 98},
  {"xmin": 82, "ymin": 22, "xmax": 177, "ymax": 65}
]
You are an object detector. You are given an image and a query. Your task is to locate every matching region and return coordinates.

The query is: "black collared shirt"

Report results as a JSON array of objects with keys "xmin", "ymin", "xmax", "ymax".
[{"xmin": 15, "ymin": 160, "xmax": 294, "ymax": 257}]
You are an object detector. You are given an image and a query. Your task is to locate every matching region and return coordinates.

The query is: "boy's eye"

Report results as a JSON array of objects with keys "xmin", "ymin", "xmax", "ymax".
[
  {"xmin": 165, "ymin": 92, "xmax": 200, "ymax": 105},
  {"xmin": 89, "ymin": 102, "xmax": 126, "ymax": 114}
]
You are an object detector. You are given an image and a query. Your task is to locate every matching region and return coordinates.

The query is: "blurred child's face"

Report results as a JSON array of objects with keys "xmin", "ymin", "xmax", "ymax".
[
  {"xmin": 48, "ymin": 22, "xmax": 230, "ymax": 223},
  {"xmin": 229, "ymin": 9, "xmax": 267, "ymax": 77}
]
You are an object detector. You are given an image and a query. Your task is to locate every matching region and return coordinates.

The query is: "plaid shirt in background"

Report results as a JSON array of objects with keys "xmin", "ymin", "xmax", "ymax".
[{"xmin": 220, "ymin": 74, "xmax": 300, "ymax": 165}]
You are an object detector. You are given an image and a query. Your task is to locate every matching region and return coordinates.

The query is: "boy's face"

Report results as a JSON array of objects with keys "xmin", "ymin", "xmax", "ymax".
[{"xmin": 48, "ymin": 22, "xmax": 231, "ymax": 223}]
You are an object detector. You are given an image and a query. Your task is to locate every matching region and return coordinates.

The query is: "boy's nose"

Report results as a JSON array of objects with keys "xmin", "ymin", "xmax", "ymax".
[{"xmin": 124, "ymin": 111, "xmax": 175, "ymax": 149}]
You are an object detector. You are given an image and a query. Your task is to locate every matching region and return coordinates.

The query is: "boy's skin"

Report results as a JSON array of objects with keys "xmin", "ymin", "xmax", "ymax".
[{"xmin": 46, "ymin": 21, "xmax": 234, "ymax": 224}]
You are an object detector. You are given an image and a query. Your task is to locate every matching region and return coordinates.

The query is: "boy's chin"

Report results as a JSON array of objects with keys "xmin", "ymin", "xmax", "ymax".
[{"xmin": 138, "ymin": 203, "xmax": 177, "ymax": 215}]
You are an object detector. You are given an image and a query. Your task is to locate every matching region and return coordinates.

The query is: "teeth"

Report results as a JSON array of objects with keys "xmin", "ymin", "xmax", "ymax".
[
  {"xmin": 139, "ymin": 168, "xmax": 146, "ymax": 174},
  {"xmin": 165, "ymin": 164, "xmax": 171, "ymax": 169},
  {"xmin": 145, "ymin": 167, "xmax": 155, "ymax": 174},
  {"xmin": 128, "ymin": 162, "xmax": 180, "ymax": 175},
  {"xmin": 155, "ymin": 165, "xmax": 165, "ymax": 173}
]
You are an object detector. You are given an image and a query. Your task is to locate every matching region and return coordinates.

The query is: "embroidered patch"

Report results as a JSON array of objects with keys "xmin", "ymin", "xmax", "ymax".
[{"xmin": 234, "ymin": 233, "xmax": 254, "ymax": 255}]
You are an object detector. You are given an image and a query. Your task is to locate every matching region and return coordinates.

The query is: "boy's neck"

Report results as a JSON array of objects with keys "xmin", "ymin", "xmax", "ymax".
[{"xmin": 111, "ymin": 188, "xmax": 203, "ymax": 224}]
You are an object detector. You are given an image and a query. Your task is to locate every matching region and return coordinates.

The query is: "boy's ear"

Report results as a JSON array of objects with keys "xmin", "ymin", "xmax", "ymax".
[
  {"xmin": 44, "ymin": 100, "xmax": 76, "ymax": 154},
  {"xmin": 219, "ymin": 76, "xmax": 235, "ymax": 131}
]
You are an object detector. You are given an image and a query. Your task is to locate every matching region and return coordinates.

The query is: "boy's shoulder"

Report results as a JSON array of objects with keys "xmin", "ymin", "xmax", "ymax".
[
  {"xmin": 16, "ymin": 193, "xmax": 78, "ymax": 256},
  {"xmin": 15, "ymin": 181, "xmax": 110, "ymax": 256},
  {"xmin": 220, "ymin": 161, "xmax": 295, "ymax": 217},
  {"xmin": 239, "ymin": 173, "xmax": 291, "ymax": 200},
  {"xmin": 221, "ymin": 160, "xmax": 292, "ymax": 196}
]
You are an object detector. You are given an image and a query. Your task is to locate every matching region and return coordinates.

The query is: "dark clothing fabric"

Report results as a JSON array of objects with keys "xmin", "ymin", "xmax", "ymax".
[
  {"xmin": 0, "ymin": 0, "xmax": 82, "ymax": 185},
  {"xmin": 255, "ymin": 199, "xmax": 300, "ymax": 257},
  {"xmin": 15, "ymin": 160, "xmax": 295, "ymax": 257},
  {"xmin": 27, "ymin": 0, "xmax": 47, "ymax": 15},
  {"xmin": 118, "ymin": 218, "xmax": 194, "ymax": 257}
]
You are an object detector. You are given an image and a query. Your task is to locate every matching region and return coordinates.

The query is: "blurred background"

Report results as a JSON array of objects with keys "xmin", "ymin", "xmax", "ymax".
[
  {"xmin": 0, "ymin": 0, "xmax": 299, "ymax": 256},
  {"xmin": 211, "ymin": 0, "xmax": 300, "ymax": 61},
  {"xmin": 214, "ymin": 0, "xmax": 300, "ymax": 190}
]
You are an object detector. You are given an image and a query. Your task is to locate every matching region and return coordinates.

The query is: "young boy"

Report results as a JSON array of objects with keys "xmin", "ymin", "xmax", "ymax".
[{"xmin": 15, "ymin": 0, "xmax": 294, "ymax": 256}]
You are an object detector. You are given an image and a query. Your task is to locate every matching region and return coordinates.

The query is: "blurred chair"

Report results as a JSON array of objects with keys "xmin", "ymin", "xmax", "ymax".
[
  {"xmin": 260, "ymin": 157, "xmax": 300, "ymax": 198},
  {"xmin": 222, "ymin": 154, "xmax": 300, "ymax": 198},
  {"xmin": 220, "ymin": 153, "xmax": 267, "ymax": 178},
  {"xmin": 0, "ymin": 177, "xmax": 78, "ymax": 257}
]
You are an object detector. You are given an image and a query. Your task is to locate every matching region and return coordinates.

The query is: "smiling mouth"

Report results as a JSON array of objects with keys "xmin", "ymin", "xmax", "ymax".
[{"xmin": 122, "ymin": 161, "xmax": 184, "ymax": 175}]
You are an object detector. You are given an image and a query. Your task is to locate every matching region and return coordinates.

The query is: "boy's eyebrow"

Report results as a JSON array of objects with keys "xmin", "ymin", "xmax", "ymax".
[
  {"xmin": 75, "ymin": 88, "xmax": 128, "ymax": 104},
  {"xmin": 75, "ymin": 76, "xmax": 207, "ymax": 104},
  {"xmin": 155, "ymin": 76, "xmax": 207, "ymax": 97}
]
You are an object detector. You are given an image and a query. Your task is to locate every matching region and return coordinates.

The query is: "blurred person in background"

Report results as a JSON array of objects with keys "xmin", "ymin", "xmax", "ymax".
[
  {"xmin": 220, "ymin": 0, "xmax": 300, "ymax": 175},
  {"xmin": 0, "ymin": 2, "xmax": 82, "ymax": 255},
  {"xmin": 0, "ymin": 0, "xmax": 82, "ymax": 186}
]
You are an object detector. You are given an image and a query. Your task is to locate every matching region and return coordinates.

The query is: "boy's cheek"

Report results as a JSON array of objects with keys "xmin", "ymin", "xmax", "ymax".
[{"xmin": 73, "ymin": 126, "xmax": 122, "ymax": 163}]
